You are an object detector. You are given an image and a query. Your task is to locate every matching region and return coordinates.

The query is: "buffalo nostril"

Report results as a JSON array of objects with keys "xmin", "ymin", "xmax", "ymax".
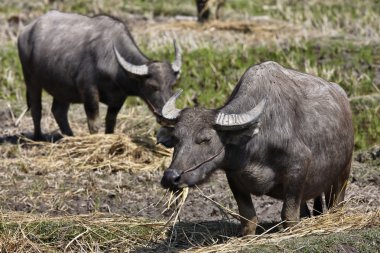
[
  {"xmin": 162, "ymin": 169, "xmax": 181, "ymax": 188},
  {"xmin": 173, "ymin": 174, "xmax": 180, "ymax": 184}
]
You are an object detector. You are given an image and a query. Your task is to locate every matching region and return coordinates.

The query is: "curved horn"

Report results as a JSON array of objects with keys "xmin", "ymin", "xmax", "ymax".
[
  {"xmin": 162, "ymin": 89, "xmax": 183, "ymax": 120},
  {"xmin": 214, "ymin": 98, "xmax": 267, "ymax": 130},
  {"xmin": 171, "ymin": 39, "xmax": 182, "ymax": 73},
  {"xmin": 114, "ymin": 46, "xmax": 149, "ymax": 76}
]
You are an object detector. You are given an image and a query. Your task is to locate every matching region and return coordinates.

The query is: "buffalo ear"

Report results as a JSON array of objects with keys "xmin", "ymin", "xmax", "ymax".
[
  {"xmin": 156, "ymin": 126, "xmax": 176, "ymax": 148},
  {"xmin": 220, "ymin": 122, "xmax": 261, "ymax": 146}
]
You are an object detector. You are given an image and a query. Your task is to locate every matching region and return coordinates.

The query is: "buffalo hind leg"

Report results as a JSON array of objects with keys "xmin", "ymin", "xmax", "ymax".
[
  {"xmin": 27, "ymin": 88, "xmax": 43, "ymax": 140},
  {"xmin": 226, "ymin": 174, "xmax": 258, "ymax": 236},
  {"xmin": 105, "ymin": 103, "xmax": 123, "ymax": 134},
  {"xmin": 282, "ymin": 144, "xmax": 311, "ymax": 228},
  {"xmin": 300, "ymin": 195, "xmax": 324, "ymax": 218},
  {"xmin": 83, "ymin": 89, "xmax": 100, "ymax": 134},
  {"xmin": 312, "ymin": 195, "xmax": 323, "ymax": 216},
  {"xmin": 51, "ymin": 99, "xmax": 73, "ymax": 136},
  {"xmin": 325, "ymin": 161, "xmax": 351, "ymax": 210},
  {"xmin": 300, "ymin": 202, "xmax": 311, "ymax": 218}
]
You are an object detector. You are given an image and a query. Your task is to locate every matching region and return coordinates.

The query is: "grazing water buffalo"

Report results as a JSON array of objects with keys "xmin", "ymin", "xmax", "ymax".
[
  {"xmin": 18, "ymin": 11, "xmax": 181, "ymax": 140},
  {"xmin": 195, "ymin": 0, "xmax": 225, "ymax": 22},
  {"xmin": 158, "ymin": 61, "xmax": 354, "ymax": 235}
]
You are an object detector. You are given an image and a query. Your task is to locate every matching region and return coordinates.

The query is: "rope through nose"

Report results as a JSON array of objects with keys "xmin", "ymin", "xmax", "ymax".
[{"xmin": 180, "ymin": 147, "xmax": 224, "ymax": 175}]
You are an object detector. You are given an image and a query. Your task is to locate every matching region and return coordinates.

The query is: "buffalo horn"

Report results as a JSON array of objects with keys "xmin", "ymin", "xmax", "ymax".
[
  {"xmin": 114, "ymin": 46, "xmax": 149, "ymax": 76},
  {"xmin": 215, "ymin": 98, "xmax": 267, "ymax": 130},
  {"xmin": 171, "ymin": 39, "xmax": 182, "ymax": 73},
  {"xmin": 162, "ymin": 89, "xmax": 183, "ymax": 120}
]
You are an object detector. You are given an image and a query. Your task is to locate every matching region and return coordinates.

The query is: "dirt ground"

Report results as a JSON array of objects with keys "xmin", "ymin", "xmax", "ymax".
[{"xmin": 0, "ymin": 103, "xmax": 379, "ymax": 235}]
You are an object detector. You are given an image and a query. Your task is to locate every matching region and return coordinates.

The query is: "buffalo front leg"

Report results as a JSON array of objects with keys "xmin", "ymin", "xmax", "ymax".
[
  {"xmin": 226, "ymin": 174, "xmax": 258, "ymax": 236},
  {"xmin": 282, "ymin": 193, "xmax": 303, "ymax": 228},
  {"xmin": 105, "ymin": 103, "xmax": 123, "ymax": 134},
  {"xmin": 83, "ymin": 89, "xmax": 100, "ymax": 134},
  {"xmin": 51, "ymin": 98, "xmax": 73, "ymax": 136}
]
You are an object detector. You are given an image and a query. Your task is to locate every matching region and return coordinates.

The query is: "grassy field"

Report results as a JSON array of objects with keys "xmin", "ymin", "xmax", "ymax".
[
  {"xmin": 0, "ymin": 0, "xmax": 379, "ymax": 252},
  {"xmin": 1, "ymin": 0, "xmax": 380, "ymax": 149}
]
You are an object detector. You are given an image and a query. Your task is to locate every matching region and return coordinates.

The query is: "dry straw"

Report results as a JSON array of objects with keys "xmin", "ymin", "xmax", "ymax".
[
  {"xmin": 183, "ymin": 207, "xmax": 379, "ymax": 253},
  {"xmin": 2, "ymin": 133, "xmax": 172, "ymax": 173},
  {"xmin": 1, "ymin": 199, "xmax": 377, "ymax": 252},
  {"xmin": 0, "ymin": 211, "xmax": 167, "ymax": 252}
]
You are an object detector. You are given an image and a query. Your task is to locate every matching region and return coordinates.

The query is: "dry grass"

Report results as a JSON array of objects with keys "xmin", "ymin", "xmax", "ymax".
[
  {"xmin": 132, "ymin": 17, "xmax": 308, "ymax": 52},
  {"xmin": 184, "ymin": 208, "xmax": 380, "ymax": 253},
  {"xmin": 0, "ymin": 212, "xmax": 167, "ymax": 252},
  {"xmin": 3, "ymin": 133, "xmax": 171, "ymax": 173},
  {"xmin": 0, "ymin": 206, "xmax": 378, "ymax": 252},
  {"xmin": 0, "ymin": 1, "xmax": 379, "ymax": 251},
  {"xmin": 0, "ymin": 103, "xmax": 171, "ymax": 173},
  {"xmin": 0, "ymin": 99, "xmax": 378, "ymax": 252}
]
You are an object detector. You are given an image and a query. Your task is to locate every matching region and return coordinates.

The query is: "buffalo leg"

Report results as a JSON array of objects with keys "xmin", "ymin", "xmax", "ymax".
[
  {"xmin": 281, "ymin": 193, "xmax": 303, "ymax": 228},
  {"xmin": 226, "ymin": 174, "xmax": 258, "ymax": 236},
  {"xmin": 312, "ymin": 195, "xmax": 323, "ymax": 216},
  {"xmin": 27, "ymin": 88, "xmax": 43, "ymax": 140},
  {"xmin": 281, "ymin": 145, "xmax": 311, "ymax": 228},
  {"xmin": 332, "ymin": 159, "xmax": 351, "ymax": 208},
  {"xmin": 105, "ymin": 103, "xmax": 123, "ymax": 134},
  {"xmin": 325, "ymin": 159, "xmax": 351, "ymax": 209},
  {"xmin": 196, "ymin": 0, "xmax": 210, "ymax": 22},
  {"xmin": 300, "ymin": 202, "xmax": 311, "ymax": 218},
  {"xmin": 51, "ymin": 98, "xmax": 73, "ymax": 136},
  {"xmin": 300, "ymin": 196, "xmax": 324, "ymax": 218},
  {"xmin": 83, "ymin": 89, "xmax": 100, "ymax": 134}
]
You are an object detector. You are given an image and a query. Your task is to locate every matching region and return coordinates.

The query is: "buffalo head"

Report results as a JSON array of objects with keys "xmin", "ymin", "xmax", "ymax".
[
  {"xmin": 114, "ymin": 40, "xmax": 182, "ymax": 117},
  {"xmin": 159, "ymin": 90, "xmax": 267, "ymax": 191}
]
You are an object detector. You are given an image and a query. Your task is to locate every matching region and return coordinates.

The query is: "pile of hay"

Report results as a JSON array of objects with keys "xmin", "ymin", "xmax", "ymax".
[{"xmin": 2, "ymin": 133, "xmax": 172, "ymax": 173}]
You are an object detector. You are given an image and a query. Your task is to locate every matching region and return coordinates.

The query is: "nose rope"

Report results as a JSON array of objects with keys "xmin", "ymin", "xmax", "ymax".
[
  {"xmin": 180, "ymin": 147, "xmax": 224, "ymax": 175},
  {"xmin": 142, "ymin": 93, "xmax": 161, "ymax": 116}
]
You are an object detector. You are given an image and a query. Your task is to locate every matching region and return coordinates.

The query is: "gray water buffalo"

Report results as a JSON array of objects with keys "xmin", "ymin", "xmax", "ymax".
[
  {"xmin": 18, "ymin": 11, "xmax": 181, "ymax": 140},
  {"xmin": 158, "ymin": 61, "xmax": 354, "ymax": 235}
]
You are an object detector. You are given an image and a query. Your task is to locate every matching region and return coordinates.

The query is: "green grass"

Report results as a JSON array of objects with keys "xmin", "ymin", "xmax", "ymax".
[
  {"xmin": 1, "ymin": 0, "xmax": 380, "ymax": 150},
  {"xmin": 0, "ymin": 44, "xmax": 23, "ymax": 103},
  {"xmin": 148, "ymin": 40, "xmax": 379, "ymax": 107},
  {"xmin": 2, "ymin": 37, "xmax": 380, "ymax": 149}
]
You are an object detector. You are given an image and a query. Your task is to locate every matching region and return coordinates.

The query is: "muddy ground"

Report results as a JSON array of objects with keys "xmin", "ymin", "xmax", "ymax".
[{"xmin": 0, "ymin": 103, "xmax": 379, "ymax": 236}]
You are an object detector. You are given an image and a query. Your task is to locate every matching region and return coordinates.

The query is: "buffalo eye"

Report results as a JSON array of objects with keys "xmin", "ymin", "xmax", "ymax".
[
  {"xmin": 146, "ymin": 80, "xmax": 160, "ymax": 91},
  {"xmin": 195, "ymin": 133, "xmax": 212, "ymax": 145},
  {"xmin": 150, "ymin": 84, "xmax": 160, "ymax": 91},
  {"xmin": 156, "ymin": 127, "xmax": 177, "ymax": 148}
]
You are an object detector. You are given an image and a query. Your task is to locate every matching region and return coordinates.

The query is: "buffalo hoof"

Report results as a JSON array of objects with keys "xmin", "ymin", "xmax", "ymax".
[{"xmin": 240, "ymin": 217, "xmax": 258, "ymax": 236}]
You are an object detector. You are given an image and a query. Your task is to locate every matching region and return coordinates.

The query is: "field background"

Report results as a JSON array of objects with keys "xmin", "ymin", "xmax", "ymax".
[{"xmin": 0, "ymin": 0, "xmax": 379, "ymax": 252}]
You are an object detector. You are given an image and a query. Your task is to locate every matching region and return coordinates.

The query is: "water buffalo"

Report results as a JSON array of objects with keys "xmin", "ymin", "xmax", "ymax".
[
  {"xmin": 158, "ymin": 61, "xmax": 354, "ymax": 235},
  {"xmin": 17, "ymin": 11, "xmax": 181, "ymax": 140},
  {"xmin": 195, "ymin": 0, "xmax": 225, "ymax": 22}
]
